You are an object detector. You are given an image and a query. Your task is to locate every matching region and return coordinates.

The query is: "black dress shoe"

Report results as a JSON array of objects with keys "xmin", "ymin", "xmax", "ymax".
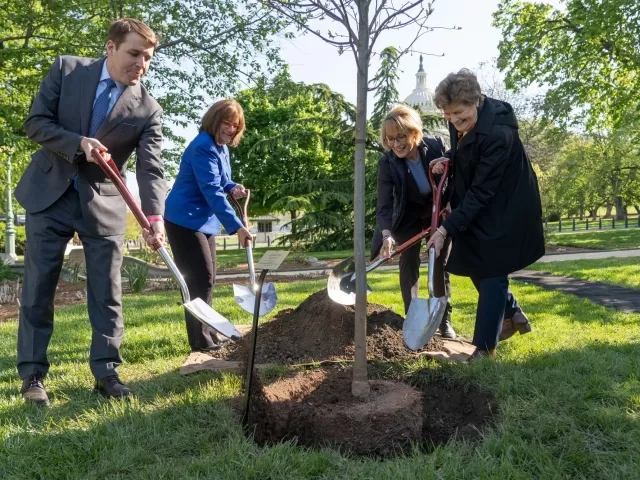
[
  {"xmin": 21, "ymin": 372, "xmax": 50, "ymax": 406},
  {"xmin": 439, "ymin": 313, "xmax": 457, "ymax": 339},
  {"xmin": 94, "ymin": 375, "xmax": 132, "ymax": 399}
]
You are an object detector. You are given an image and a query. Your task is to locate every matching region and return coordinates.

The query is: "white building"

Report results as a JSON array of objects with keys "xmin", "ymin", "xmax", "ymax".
[{"xmin": 403, "ymin": 56, "xmax": 448, "ymax": 140}]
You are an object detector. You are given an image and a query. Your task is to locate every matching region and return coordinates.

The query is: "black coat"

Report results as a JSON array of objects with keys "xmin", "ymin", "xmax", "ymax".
[
  {"xmin": 371, "ymin": 135, "xmax": 447, "ymax": 260},
  {"xmin": 441, "ymin": 97, "xmax": 545, "ymax": 277}
]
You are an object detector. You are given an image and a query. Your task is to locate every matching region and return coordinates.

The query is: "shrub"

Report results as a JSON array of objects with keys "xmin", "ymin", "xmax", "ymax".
[
  {"xmin": 0, "ymin": 222, "xmax": 27, "ymax": 255},
  {"xmin": 124, "ymin": 262, "xmax": 149, "ymax": 293}
]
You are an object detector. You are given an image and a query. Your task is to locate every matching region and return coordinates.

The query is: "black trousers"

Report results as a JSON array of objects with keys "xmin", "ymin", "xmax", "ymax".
[
  {"xmin": 395, "ymin": 216, "xmax": 452, "ymax": 315},
  {"xmin": 469, "ymin": 276, "xmax": 520, "ymax": 350},
  {"xmin": 165, "ymin": 220, "xmax": 221, "ymax": 351}
]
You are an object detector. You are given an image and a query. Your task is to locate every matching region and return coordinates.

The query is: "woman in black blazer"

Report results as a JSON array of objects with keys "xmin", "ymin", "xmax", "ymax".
[
  {"xmin": 372, "ymin": 105, "xmax": 456, "ymax": 339},
  {"xmin": 428, "ymin": 69, "xmax": 544, "ymax": 360}
]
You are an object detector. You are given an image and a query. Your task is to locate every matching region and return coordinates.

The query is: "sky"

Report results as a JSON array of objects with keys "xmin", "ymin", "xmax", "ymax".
[{"xmin": 127, "ymin": 0, "xmax": 561, "ymax": 192}]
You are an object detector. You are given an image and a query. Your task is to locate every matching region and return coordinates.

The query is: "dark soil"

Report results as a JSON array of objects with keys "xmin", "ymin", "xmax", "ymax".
[
  {"xmin": 209, "ymin": 289, "xmax": 446, "ymax": 364},
  {"xmin": 0, "ymin": 280, "xmax": 88, "ymax": 322},
  {"xmin": 246, "ymin": 366, "xmax": 494, "ymax": 456}
]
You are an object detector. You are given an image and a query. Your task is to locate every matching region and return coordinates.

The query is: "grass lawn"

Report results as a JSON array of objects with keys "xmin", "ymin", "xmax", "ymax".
[
  {"xmin": 549, "ymin": 228, "xmax": 640, "ymax": 250},
  {"xmin": 1, "ymin": 272, "xmax": 640, "ymax": 478},
  {"xmin": 528, "ymin": 257, "xmax": 640, "ymax": 290}
]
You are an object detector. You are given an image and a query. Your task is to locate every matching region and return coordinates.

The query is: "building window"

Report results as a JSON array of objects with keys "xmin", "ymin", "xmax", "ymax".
[{"xmin": 258, "ymin": 221, "xmax": 273, "ymax": 233}]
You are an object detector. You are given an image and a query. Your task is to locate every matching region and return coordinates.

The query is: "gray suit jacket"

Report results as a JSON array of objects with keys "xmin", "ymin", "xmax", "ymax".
[{"xmin": 16, "ymin": 55, "xmax": 167, "ymax": 236}]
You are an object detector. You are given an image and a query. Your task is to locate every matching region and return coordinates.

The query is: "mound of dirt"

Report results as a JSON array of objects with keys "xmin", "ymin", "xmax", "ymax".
[
  {"xmin": 246, "ymin": 367, "xmax": 494, "ymax": 456},
  {"xmin": 212, "ymin": 289, "xmax": 446, "ymax": 364}
]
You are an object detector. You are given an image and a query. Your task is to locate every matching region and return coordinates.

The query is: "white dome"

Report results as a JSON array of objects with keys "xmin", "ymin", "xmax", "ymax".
[{"xmin": 403, "ymin": 56, "xmax": 438, "ymax": 115}]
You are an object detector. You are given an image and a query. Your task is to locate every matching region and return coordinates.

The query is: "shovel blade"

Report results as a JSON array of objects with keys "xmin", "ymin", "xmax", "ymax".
[
  {"xmin": 403, "ymin": 296, "xmax": 448, "ymax": 350},
  {"xmin": 184, "ymin": 297, "xmax": 241, "ymax": 340},
  {"xmin": 327, "ymin": 257, "xmax": 373, "ymax": 305},
  {"xmin": 233, "ymin": 282, "xmax": 277, "ymax": 316}
]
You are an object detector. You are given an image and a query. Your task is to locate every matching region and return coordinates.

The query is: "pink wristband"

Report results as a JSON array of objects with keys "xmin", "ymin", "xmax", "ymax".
[{"xmin": 147, "ymin": 215, "xmax": 164, "ymax": 223}]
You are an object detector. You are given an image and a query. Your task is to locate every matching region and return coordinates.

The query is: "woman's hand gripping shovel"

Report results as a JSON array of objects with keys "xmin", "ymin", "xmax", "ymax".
[
  {"xmin": 327, "ymin": 228, "xmax": 438, "ymax": 305},
  {"xmin": 403, "ymin": 160, "xmax": 451, "ymax": 350},
  {"xmin": 91, "ymin": 149, "xmax": 241, "ymax": 341},
  {"xmin": 230, "ymin": 191, "xmax": 277, "ymax": 316}
]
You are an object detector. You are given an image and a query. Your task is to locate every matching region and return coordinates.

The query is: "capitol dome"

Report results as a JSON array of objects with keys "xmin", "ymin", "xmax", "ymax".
[{"xmin": 403, "ymin": 55, "xmax": 438, "ymax": 115}]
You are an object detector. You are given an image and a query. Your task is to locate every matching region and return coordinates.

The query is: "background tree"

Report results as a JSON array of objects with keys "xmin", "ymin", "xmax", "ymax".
[
  {"xmin": 493, "ymin": 0, "xmax": 640, "ymax": 130},
  {"xmin": 0, "ymin": 0, "xmax": 286, "ymax": 179},
  {"xmin": 232, "ymin": 70, "xmax": 356, "ymax": 242},
  {"xmin": 370, "ymin": 46, "xmax": 400, "ymax": 131}
]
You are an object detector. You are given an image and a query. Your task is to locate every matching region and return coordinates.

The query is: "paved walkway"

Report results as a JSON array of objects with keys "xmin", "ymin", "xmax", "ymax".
[
  {"xmin": 510, "ymin": 270, "xmax": 640, "ymax": 314},
  {"xmin": 216, "ymin": 248, "xmax": 640, "ymax": 280}
]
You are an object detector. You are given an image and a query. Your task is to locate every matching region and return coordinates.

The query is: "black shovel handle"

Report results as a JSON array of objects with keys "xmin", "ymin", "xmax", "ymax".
[{"xmin": 241, "ymin": 268, "xmax": 269, "ymax": 427}]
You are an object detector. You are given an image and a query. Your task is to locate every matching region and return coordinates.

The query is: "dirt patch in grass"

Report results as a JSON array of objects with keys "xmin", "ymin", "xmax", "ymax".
[
  {"xmin": 246, "ymin": 366, "xmax": 494, "ymax": 456},
  {"xmin": 0, "ymin": 281, "xmax": 89, "ymax": 322},
  {"xmin": 208, "ymin": 289, "xmax": 446, "ymax": 364}
]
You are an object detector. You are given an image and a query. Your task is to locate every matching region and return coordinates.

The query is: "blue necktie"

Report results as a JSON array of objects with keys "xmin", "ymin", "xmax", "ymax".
[
  {"xmin": 75, "ymin": 78, "xmax": 116, "ymax": 190},
  {"xmin": 88, "ymin": 78, "xmax": 117, "ymax": 138}
]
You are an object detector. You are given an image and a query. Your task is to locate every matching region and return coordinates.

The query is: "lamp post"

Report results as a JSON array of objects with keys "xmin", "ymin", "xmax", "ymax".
[{"xmin": 4, "ymin": 157, "xmax": 18, "ymax": 263}]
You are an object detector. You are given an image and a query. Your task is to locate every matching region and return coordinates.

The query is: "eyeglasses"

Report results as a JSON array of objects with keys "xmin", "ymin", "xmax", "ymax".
[
  {"xmin": 221, "ymin": 120, "xmax": 240, "ymax": 131},
  {"xmin": 385, "ymin": 134, "xmax": 407, "ymax": 145}
]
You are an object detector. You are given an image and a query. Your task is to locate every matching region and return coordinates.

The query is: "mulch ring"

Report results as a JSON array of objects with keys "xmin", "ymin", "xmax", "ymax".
[
  {"xmin": 245, "ymin": 366, "xmax": 495, "ymax": 457},
  {"xmin": 206, "ymin": 289, "xmax": 446, "ymax": 364}
]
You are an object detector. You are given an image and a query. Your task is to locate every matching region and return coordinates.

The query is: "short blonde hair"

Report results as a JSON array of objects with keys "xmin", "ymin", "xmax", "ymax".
[
  {"xmin": 380, "ymin": 105, "xmax": 423, "ymax": 151},
  {"xmin": 107, "ymin": 18, "xmax": 158, "ymax": 50},
  {"xmin": 200, "ymin": 99, "xmax": 246, "ymax": 147}
]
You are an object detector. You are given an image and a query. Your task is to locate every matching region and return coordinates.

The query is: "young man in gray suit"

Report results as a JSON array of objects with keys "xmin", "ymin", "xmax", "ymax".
[{"xmin": 15, "ymin": 18, "xmax": 167, "ymax": 405}]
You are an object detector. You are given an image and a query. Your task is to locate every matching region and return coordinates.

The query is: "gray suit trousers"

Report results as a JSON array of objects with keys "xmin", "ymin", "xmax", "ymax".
[{"xmin": 16, "ymin": 186, "xmax": 125, "ymax": 380}]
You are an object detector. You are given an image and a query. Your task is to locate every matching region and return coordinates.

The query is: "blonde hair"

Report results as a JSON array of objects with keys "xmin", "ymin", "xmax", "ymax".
[
  {"xmin": 107, "ymin": 18, "xmax": 158, "ymax": 50},
  {"xmin": 380, "ymin": 105, "xmax": 423, "ymax": 151},
  {"xmin": 200, "ymin": 99, "xmax": 246, "ymax": 147}
]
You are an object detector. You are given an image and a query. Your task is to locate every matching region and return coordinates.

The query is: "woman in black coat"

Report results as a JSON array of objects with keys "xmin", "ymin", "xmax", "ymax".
[
  {"xmin": 427, "ymin": 69, "xmax": 544, "ymax": 359},
  {"xmin": 371, "ymin": 105, "xmax": 456, "ymax": 339}
]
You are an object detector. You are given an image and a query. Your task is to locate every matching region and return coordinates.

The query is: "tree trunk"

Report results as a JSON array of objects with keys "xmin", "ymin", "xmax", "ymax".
[
  {"xmin": 589, "ymin": 208, "xmax": 598, "ymax": 219},
  {"xmin": 634, "ymin": 205, "xmax": 640, "ymax": 215},
  {"xmin": 290, "ymin": 209, "xmax": 297, "ymax": 236},
  {"xmin": 614, "ymin": 196, "xmax": 625, "ymax": 220},
  {"xmin": 351, "ymin": 0, "xmax": 370, "ymax": 397},
  {"xmin": 604, "ymin": 205, "xmax": 613, "ymax": 218}
]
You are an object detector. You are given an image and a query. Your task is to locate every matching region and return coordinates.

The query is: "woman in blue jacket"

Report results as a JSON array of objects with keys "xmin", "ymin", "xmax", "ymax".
[{"xmin": 165, "ymin": 99, "xmax": 252, "ymax": 352}]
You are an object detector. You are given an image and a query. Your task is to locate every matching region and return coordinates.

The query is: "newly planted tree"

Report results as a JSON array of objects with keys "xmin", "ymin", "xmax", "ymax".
[{"xmin": 264, "ymin": 0, "xmax": 453, "ymax": 395}]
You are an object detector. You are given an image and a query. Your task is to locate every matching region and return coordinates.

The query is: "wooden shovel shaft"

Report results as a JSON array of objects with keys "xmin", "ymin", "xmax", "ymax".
[{"xmin": 90, "ymin": 149, "xmax": 161, "ymax": 251}]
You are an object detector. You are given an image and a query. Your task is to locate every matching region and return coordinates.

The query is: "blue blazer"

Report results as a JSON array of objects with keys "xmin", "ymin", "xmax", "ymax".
[{"xmin": 165, "ymin": 131, "xmax": 243, "ymax": 235}]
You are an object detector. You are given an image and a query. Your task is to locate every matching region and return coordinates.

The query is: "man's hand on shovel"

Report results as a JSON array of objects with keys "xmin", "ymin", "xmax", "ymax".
[{"xmin": 142, "ymin": 220, "xmax": 165, "ymax": 248}]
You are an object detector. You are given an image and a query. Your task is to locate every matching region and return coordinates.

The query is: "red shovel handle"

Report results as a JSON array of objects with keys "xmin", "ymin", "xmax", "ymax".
[
  {"xmin": 90, "ymin": 148, "xmax": 161, "ymax": 251},
  {"xmin": 230, "ymin": 188, "xmax": 251, "ymax": 228},
  {"xmin": 427, "ymin": 159, "xmax": 451, "ymax": 233}
]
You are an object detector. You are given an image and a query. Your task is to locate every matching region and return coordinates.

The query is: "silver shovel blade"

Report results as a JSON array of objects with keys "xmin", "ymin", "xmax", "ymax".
[
  {"xmin": 403, "ymin": 296, "xmax": 448, "ymax": 350},
  {"xmin": 233, "ymin": 282, "xmax": 277, "ymax": 316},
  {"xmin": 327, "ymin": 257, "xmax": 373, "ymax": 305},
  {"xmin": 184, "ymin": 297, "xmax": 242, "ymax": 340}
]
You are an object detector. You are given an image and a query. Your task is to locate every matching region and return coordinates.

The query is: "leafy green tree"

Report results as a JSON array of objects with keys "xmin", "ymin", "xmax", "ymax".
[
  {"xmin": 370, "ymin": 46, "xmax": 400, "ymax": 132},
  {"xmin": 232, "ymin": 70, "xmax": 357, "ymax": 237},
  {"xmin": 0, "ymin": 0, "xmax": 286, "ymax": 177},
  {"xmin": 494, "ymin": 0, "xmax": 640, "ymax": 129}
]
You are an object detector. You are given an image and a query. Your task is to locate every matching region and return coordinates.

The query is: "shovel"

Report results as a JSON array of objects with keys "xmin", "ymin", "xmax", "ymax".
[
  {"xmin": 403, "ymin": 160, "xmax": 451, "ymax": 350},
  {"xmin": 91, "ymin": 149, "xmax": 241, "ymax": 341},
  {"xmin": 327, "ymin": 226, "xmax": 438, "ymax": 306},
  {"xmin": 230, "ymin": 192, "xmax": 277, "ymax": 316}
]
